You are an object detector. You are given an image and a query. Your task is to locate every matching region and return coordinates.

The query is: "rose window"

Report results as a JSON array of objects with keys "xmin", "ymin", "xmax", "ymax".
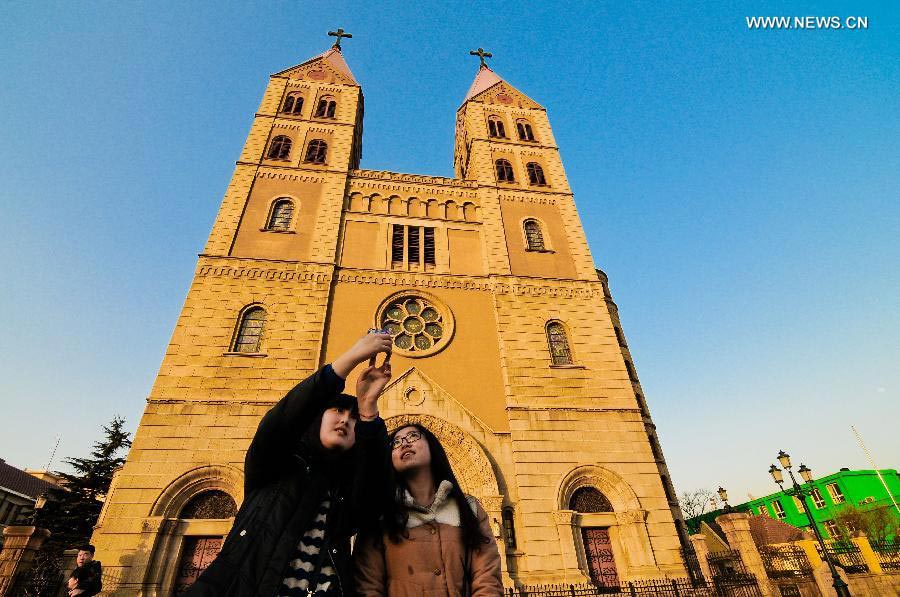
[{"xmin": 378, "ymin": 295, "xmax": 451, "ymax": 356}]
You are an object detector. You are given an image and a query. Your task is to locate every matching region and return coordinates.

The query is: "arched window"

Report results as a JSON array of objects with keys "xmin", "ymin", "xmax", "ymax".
[
  {"xmin": 304, "ymin": 139, "xmax": 328, "ymax": 164},
  {"xmin": 487, "ymin": 116, "xmax": 506, "ymax": 138},
  {"xmin": 315, "ymin": 96, "xmax": 336, "ymax": 118},
  {"xmin": 570, "ymin": 487, "xmax": 614, "ymax": 513},
  {"xmin": 526, "ymin": 162, "xmax": 547, "ymax": 185},
  {"xmin": 266, "ymin": 198, "xmax": 294, "ymax": 231},
  {"xmin": 523, "ymin": 219, "xmax": 545, "ymax": 251},
  {"xmin": 266, "ymin": 135, "xmax": 292, "ymax": 160},
  {"xmin": 179, "ymin": 490, "xmax": 237, "ymax": 519},
  {"xmin": 282, "ymin": 93, "xmax": 304, "ymax": 115},
  {"xmin": 232, "ymin": 307, "xmax": 266, "ymax": 353},
  {"xmin": 502, "ymin": 508, "xmax": 517, "ymax": 549},
  {"xmin": 546, "ymin": 321, "xmax": 573, "ymax": 365},
  {"xmin": 517, "ymin": 120, "xmax": 535, "ymax": 142},
  {"xmin": 495, "ymin": 159, "xmax": 514, "ymax": 183}
]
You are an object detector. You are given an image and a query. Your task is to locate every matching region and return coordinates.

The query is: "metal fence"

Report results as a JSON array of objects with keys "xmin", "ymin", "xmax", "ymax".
[
  {"xmin": 871, "ymin": 539, "xmax": 900, "ymax": 571},
  {"xmin": 505, "ymin": 576, "xmax": 765, "ymax": 597},
  {"xmin": 758, "ymin": 544, "xmax": 812, "ymax": 579},
  {"xmin": 817, "ymin": 540, "xmax": 868, "ymax": 574},
  {"xmin": 681, "ymin": 546, "xmax": 706, "ymax": 585}
]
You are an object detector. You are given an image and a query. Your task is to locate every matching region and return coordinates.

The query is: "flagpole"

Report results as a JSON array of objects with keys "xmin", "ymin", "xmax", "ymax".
[{"xmin": 851, "ymin": 425, "xmax": 900, "ymax": 514}]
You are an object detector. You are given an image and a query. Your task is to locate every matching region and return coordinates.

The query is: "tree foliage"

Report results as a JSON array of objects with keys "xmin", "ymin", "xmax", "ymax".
[
  {"xmin": 678, "ymin": 488, "xmax": 716, "ymax": 520},
  {"xmin": 34, "ymin": 416, "xmax": 132, "ymax": 552},
  {"xmin": 832, "ymin": 502, "xmax": 900, "ymax": 544}
]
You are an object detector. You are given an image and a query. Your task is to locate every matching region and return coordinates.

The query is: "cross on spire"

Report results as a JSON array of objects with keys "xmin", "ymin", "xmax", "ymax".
[
  {"xmin": 328, "ymin": 28, "xmax": 353, "ymax": 50},
  {"xmin": 469, "ymin": 47, "xmax": 492, "ymax": 68}
]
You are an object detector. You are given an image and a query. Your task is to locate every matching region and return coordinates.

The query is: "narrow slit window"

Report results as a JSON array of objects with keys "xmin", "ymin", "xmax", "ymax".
[
  {"xmin": 524, "ymin": 219, "xmax": 545, "ymax": 251},
  {"xmin": 546, "ymin": 321, "xmax": 573, "ymax": 365},
  {"xmin": 423, "ymin": 227, "xmax": 435, "ymax": 265},
  {"xmin": 266, "ymin": 198, "xmax": 294, "ymax": 231},
  {"xmin": 233, "ymin": 307, "xmax": 266, "ymax": 353}
]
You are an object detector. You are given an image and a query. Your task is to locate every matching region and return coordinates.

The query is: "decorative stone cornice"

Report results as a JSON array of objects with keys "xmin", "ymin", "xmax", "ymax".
[
  {"xmin": 616, "ymin": 509, "xmax": 649, "ymax": 525},
  {"xmin": 351, "ymin": 169, "xmax": 476, "ymax": 189},
  {"xmin": 257, "ymin": 169, "xmax": 325, "ymax": 184}
]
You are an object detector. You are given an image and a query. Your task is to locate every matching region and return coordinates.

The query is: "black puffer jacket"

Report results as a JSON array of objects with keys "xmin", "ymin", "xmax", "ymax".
[{"xmin": 185, "ymin": 365, "xmax": 387, "ymax": 596}]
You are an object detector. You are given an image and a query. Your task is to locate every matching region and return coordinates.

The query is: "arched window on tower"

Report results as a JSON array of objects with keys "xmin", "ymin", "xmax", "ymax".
[
  {"xmin": 179, "ymin": 490, "xmax": 237, "ymax": 519},
  {"xmin": 232, "ymin": 307, "xmax": 266, "ymax": 353},
  {"xmin": 526, "ymin": 162, "xmax": 547, "ymax": 185},
  {"xmin": 501, "ymin": 508, "xmax": 517, "ymax": 549},
  {"xmin": 266, "ymin": 198, "xmax": 294, "ymax": 231},
  {"xmin": 495, "ymin": 159, "xmax": 515, "ymax": 183},
  {"xmin": 304, "ymin": 139, "xmax": 328, "ymax": 164},
  {"xmin": 516, "ymin": 120, "xmax": 535, "ymax": 142},
  {"xmin": 266, "ymin": 135, "xmax": 292, "ymax": 160},
  {"xmin": 282, "ymin": 93, "xmax": 304, "ymax": 115},
  {"xmin": 487, "ymin": 116, "xmax": 506, "ymax": 138},
  {"xmin": 315, "ymin": 96, "xmax": 337, "ymax": 118},
  {"xmin": 570, "ymin": 487, "xmax": 614, "ymax": 513},
  {"xmin": 546, "ymin": 321, "xmax": 573, "ymax": 366},
  {"xmin": 523, "ymin": 219, "xmax": 545, "ymax": 251}
]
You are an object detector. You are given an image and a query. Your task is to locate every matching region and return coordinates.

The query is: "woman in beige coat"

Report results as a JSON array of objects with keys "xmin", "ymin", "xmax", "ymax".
[{"xmin": 354, "ymin": 424, "xmax": 504, "ymax": 596}]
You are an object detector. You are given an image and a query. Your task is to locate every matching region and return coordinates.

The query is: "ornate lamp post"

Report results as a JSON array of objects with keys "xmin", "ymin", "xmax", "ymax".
[
  {"xmin": 717, "ymin": 486, "xmax": 733, "ymax": 513},
  {"xmin": 769, "ymin": 451, "xmax": 851, "ymax": 596}
]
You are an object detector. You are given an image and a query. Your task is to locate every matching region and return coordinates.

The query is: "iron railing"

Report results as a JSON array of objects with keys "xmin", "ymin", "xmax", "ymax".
[
  {"xmin": 871, "ymin": 539, "xmax": 900, "ymax": 571},
  {"xmin": 816, "ymin": 540, "xmax": 868, "ymax": 574},
  {"xmin": 758, "ymin": 544, "xmax": 812, "ymax": 579}
]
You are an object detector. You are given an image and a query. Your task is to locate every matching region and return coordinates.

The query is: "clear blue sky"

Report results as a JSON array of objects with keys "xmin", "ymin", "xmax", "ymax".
[{"xmin": 1, "ymin": 1, "xmax": 897, "ymax": 503}]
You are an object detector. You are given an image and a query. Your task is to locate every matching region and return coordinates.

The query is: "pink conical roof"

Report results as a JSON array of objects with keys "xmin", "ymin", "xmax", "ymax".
[
  {"xmin": 464, "ymin": 65, "xmax": 503, "ymax": 101},
  {"xmin": 274, "ymin": 47, "xmax": 358, "ymax": 84}
]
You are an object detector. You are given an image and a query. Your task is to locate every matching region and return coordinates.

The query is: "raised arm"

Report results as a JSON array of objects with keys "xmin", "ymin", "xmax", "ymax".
[{"xmin": 244, "ymin": 333, "xmax": 392, "ymax": 493}]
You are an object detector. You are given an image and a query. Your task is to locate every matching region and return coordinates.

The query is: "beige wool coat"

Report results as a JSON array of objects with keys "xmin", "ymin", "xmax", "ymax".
[{"xmin": 354, "ymin": 481, "xmax": 504, "ymax": 596}]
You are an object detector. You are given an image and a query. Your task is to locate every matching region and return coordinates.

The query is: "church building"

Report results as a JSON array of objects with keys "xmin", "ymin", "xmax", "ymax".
[{"xmin": 91, "ymin": 34, "xmax": 690, "ymax": 593}]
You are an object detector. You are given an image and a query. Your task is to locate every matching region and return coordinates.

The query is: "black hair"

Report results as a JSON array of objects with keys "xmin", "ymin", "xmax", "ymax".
[
  {"xmin": 78, "ymin": 544, "xmax": 95, "ymax": 554},
  {"xmin": 383, "ymin": 423, "xmax": 488, "ymax": 549}
]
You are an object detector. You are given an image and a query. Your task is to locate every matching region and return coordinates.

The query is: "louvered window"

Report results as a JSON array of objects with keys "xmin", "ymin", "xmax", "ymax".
[
  {"xmin": 423, "ymin": 227, "xmax": 435, "ymax": 265},
  {"xmin": 546, "ymin": 321, "xmax": 573, "ymax": 365},
  {"xmin": 232, "ymin": 307, "xmax": 266, "ymax": 353},
  {"xmin": 266, "ymin": 199, "xmax": 294, "ymax": 231},
  {"xmin": 267, "ymin": 135, "xmax": 292, "ymax": 160},
  {"xmin": 391, "ymin": 225, "xmax": 405, "ymax": 264},
  {"xmin": 408, "ymin": 226, "xmax": 420, "ymax": 264},
  {"xmin": 524, "ymin": 219, "xmax": 545, "ymax": 251}
]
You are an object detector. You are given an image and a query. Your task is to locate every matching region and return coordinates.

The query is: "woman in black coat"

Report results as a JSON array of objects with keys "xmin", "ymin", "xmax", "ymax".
[{"xmin": 186, "ymin": 332, "xmax": 393, "ymax": 596}]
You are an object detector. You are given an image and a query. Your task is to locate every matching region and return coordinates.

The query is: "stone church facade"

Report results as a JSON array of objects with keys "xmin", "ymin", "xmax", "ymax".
[{"xmin": 91, "ymin": 41, "xmax": 690, "ymax": 594}]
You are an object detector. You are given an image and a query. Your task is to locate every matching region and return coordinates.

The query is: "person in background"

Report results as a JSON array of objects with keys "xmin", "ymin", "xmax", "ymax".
[{"xmin": 67, "ymin": 544, "xmax": 102, "ymax": 597}]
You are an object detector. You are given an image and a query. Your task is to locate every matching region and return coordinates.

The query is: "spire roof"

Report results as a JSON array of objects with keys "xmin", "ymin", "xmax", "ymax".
[
  {"xmin": 274, "ymin": 47, "xmax": 358, "ymax": 84},
  {"xmin": 463, "ymin": 65, "xmax": 504, "ymax": 101}
]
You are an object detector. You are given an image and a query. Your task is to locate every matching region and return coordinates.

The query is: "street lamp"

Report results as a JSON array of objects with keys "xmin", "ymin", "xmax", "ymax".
[
  {"xmin": 717, "ymin": 486, "xmax": 733, "ymax": 513},
  {"xmin": 769, "ymin": 452, "xmax": 850, "ymax": 597}
]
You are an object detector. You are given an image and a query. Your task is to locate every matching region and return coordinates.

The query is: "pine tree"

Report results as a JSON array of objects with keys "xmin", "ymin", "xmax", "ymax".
[{"xmin": 35, "ymin": 416, "xmax": 132, "ymax": 552}]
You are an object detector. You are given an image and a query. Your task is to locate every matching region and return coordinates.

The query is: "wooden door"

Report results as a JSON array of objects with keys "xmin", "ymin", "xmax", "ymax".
[
  {"xmin": 581, "ymin": 527, "xmax": 619, "ymax": 587},
  {"xmin": 173, "ymin": 536, "xmax": 223, "ymax": 594}
]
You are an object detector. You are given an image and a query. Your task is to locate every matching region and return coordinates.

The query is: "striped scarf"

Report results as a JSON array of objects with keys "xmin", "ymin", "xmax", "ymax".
[{"xmin": 277, "ymin": 494, "xmax": 339, "ymax": 596}]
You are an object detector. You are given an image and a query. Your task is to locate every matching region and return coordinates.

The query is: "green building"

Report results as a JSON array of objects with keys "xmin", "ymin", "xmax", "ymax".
[{"xmin": 687, "ymin": 468, "xmax": 900, "ymax": 540}]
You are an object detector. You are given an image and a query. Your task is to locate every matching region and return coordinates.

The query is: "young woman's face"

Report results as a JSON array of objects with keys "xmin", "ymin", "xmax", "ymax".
[
  {"xmin": 319, "ymin": 407, "xmax": 357, "ymax": 451},
  {"xmin": 391, "ymin": 426, "xmax": 431, "ymax": 473}
]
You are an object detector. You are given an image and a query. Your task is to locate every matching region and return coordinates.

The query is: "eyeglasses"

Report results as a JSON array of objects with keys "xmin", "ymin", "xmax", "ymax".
[{"xmin": 391, "ymin": 430, "xmax": 422, "ymax": 450}]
